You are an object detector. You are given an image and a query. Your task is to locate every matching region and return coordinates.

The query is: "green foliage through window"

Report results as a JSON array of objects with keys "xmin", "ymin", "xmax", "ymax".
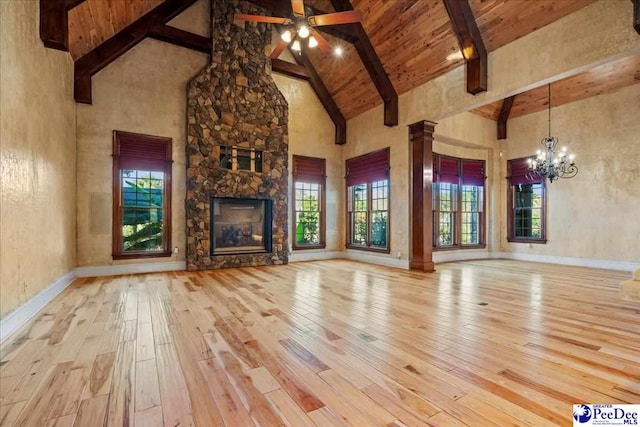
[
  {"xmin": 294, "ymin": 182, "xmax": 321, "ymax": 245},
  {"xmin": 121, "ymin": 170, "xmax": 164, "ymax": 252},
  {"xmin": 348, "ymin": 180, "xmax": 389, "ymax": 250}
]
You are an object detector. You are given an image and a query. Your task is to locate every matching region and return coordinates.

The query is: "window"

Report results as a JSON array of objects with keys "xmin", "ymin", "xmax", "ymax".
[
  {"xmin": 346, "ymin": 148, "xmax": 390, "ymax": 252},
  {"xmin": 507, "ymin": 157, "xmax": 546, "ymax": 243},
  {"xmin": 219, "ymin": 145, "xmax": 262, "ymax": 172},
  {"xmin": 292, "ymin": 155, "xmax": 326, "ymax": 249},
  {"xmin": 432, "ymin": 154, "xmax": 485, "ymax": 249},
  {"xmin": 112, "ymin": 131, "xmax": 172, "ymax": 259}
]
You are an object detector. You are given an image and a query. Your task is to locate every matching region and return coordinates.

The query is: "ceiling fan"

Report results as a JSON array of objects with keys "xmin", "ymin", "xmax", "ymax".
[{"xmin": 234, "ymin": 0, "xmax": 362, "ymax": 57}]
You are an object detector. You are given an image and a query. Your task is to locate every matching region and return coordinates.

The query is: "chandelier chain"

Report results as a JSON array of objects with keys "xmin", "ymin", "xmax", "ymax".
[{"xmin": 548, "ymin": 84, "xmax": 551, "ymax": 137}]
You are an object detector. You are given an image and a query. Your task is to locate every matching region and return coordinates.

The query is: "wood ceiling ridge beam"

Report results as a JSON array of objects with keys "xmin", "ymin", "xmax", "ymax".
[
  {"xmin": 329, "ymin": 0, "xmax": 398, "ymax": 127},
  {"xmin": 443, "ymin": 0, "xmax": 488, "ymax": 95},
  {"xmin": 148, "ymin": 25, "xmax": 212, "ymax": 54},
  {"xmin": 73, "ymin": 0, "xmax": 198, "ymax": 104},
  {"xmin": 633, "ymin": 0, "xmax": 640, "ymax": 34},
  {"xmin": 291, "ymin": 49, "xmax": 347, "ymax": 145},
  {"xmin": 497, "ymin": 95, "xmax": 515, "ymax": 140}
]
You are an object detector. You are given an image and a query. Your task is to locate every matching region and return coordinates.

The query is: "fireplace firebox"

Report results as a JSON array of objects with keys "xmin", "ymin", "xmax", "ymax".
[{"xmin": 210, "ymin": 198, "xmax": 273, "ymax": 255}]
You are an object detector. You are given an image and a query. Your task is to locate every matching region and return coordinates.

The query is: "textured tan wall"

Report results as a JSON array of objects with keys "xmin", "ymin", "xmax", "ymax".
[
  {"xmin": 75, "ymin": 37, "xmax": 209, "ymax": 267},
  {"xmin": 500, "ymin": 83, "xmax": 640, "ymax": 262},
  {"xmin": 345, "ymin": 112, "xmax": 498, "ymax": 261},
  {"xmin": 75, "ymin": 0, "xmax": 210, "ymax": 267},
  {"xmin": 434, "ymin": 113, "xmax": 503, "ymax": 252},
  {"xmin": 0, "ymin": 2, "xmax": 77, "ymax": 317},
  {"xmin": 346, "ymin": 0, "xmax": 639, "ymax": 263},
  {"xmin": 275, "ymin": 73, "xmax": 344, "ymax": 252}
]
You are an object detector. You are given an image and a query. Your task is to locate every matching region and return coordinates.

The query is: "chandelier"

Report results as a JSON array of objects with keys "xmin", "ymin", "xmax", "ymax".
[{"xmin": 526, "ymin": 84, "xmax": 578, "ymax": 183}]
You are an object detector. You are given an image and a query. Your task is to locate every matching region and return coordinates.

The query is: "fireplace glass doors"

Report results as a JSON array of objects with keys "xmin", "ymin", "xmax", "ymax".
[{"xmin": 210, "ymin": 198, "xmax": 272, "ymax": 255}]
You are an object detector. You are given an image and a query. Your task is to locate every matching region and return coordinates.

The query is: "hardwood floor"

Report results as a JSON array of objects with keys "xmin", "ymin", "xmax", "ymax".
[{"xmin": 1, "ymin": 259, "xmax": 638, "ymax": 426}]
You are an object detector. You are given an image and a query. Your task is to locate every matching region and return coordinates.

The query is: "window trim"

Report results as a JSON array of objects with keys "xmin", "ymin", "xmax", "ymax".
[
  {"xmin": 112, "ymin": 130, "xmax": 173, "ymax": 260},
  {"xmin": 346, "ymin": 179, "xmax": 391, "ymax": 254},
  {"xmin": 345, "ymin": 148, "xmax": 391, "ymax": 253},
  {"xmin": 292, "ymin": 155, "xmax": 326, "ymax": 251},
  {"xmin": 506, "ymin": 156, "xmax": 547, "ymax": 244},
  {"xmin": 432, "ymin": 154, "xmax": 486, "ymax": 251}
]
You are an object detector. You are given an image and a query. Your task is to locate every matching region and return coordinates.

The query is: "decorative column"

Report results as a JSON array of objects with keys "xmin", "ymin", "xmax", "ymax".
[{"xmin": 408, "ymin": 120, "xmax": 437, "ymax": 272}]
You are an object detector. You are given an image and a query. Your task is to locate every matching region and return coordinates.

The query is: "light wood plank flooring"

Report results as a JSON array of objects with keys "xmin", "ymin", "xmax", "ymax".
[{"xmin": 1, "ymin": 259, "xmax": 638, "ymax": 426}]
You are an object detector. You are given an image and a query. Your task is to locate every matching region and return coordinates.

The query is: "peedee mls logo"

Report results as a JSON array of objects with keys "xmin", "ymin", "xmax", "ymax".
[{"xmin": 573, "ymin": 404, "xmax": 639, "ymax": 426}]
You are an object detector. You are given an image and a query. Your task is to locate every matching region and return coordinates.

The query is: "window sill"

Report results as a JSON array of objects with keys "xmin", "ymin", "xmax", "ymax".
[
  {"xmin": 507, "ymin": 238, "xmax": 547, "ymax": 244},
  {"xmin": 346, "ymin": 245, "xmax": 390, "ymax": 254},
  {"xmin": 293, "ymin": 244, "xmax": 326, "ymax": 251},
  {"xmin": 113, "ymin": 251, "xmax": 172, "ymax": 260}
]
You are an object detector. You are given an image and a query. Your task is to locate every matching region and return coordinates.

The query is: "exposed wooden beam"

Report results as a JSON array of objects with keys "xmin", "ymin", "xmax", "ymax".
[
  {"xmin": 443, "ymin": 0, "xmax": 487, "ymax": 95},
  {"xmin": 271, "ymin": 58, "xmax": 310, "ymax": 80},
  {"xmin": 65, "ymin": 0, "xmax": 87, "ymax": 10},
  {"xmin": 40, "ymin": 0, "xmax": 69, "ymax": 51},
  {"xmin": 290, "ymin": 48, "xmax": 346, "ymax": 145},
  {"xmin": 497, "ymin": 95, "xmax": 515, "ymax": 140},
  {"xmin": 148, "ymin": 25, "xmax": 211, "ymax": 54},
  {"xmin": 74, "ymin": 0, "xmax": 198, "ymax": 104},
  {"xmin": 39, "ymin": 0, "xmax": 87, "ymax": 51},
  {"xmin": 74, "ymin": 73, "xmax": 92, "ymax": 104},
  {"xmin": 633, "ymin": 0, "xmax": 640, "ymax": 34},
  {"xmin": 329, "ymin": 0, "xmax": 398, "ymax": 127}
]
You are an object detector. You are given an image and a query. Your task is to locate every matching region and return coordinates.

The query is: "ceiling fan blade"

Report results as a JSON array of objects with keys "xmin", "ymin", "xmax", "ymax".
[
  {"xmin": 308, "ymin": 10, "xmax": 362, "ymax": 27},
  {"xmin": 270, "ymin": 40, "xmax": 289, "ymax": 59},
  {"xmin": 234, "ymin": 14, "xmax": 292, "ymax": 25},
  {"xmin": 291, "ymin": 0, "xmax": 305, "ymax": 17},
  {"xmin": 311, "ymin": 29, "xmax": 332, "ymax": 54}
]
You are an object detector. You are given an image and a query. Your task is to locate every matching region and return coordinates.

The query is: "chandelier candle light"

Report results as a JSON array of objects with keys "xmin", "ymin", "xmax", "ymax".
[{"xmin": 526, "ymin": 84, "xmax": 578, "ymax": 183}]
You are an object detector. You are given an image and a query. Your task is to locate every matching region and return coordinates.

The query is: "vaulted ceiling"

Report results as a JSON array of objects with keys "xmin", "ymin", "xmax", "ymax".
[
  {"xmin": 472, "ymin": 53, "xmax": 640, "ymax": 121},
  {"xmin": 303, "ymin": 0, "xmax": 595, "ymax": 119},
  {"xmin": 48, "ymin": 0, "xmax": 639, "ymax": 141}
]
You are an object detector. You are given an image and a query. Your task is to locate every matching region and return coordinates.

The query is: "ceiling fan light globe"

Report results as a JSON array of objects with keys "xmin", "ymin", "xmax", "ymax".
[
  {"xmin": 281, "ymin": 30, "xmax": 292, "ymax": 43},
  {"xmin": 298, "ymin": 25, "xmax": 310, "ymax": 38},
  {"xmin": 291, "ymin": 40, "xmax": 301, "ymax": 51},
  {"xmin": 308, "ymin": 36, "xmax": 318, "ymax": 48}
]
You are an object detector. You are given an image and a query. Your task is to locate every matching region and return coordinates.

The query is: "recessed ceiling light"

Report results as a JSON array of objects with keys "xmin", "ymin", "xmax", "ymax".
[{"xmin": 334, "ymin": 46, "xmax": 343, "ymax": 56}]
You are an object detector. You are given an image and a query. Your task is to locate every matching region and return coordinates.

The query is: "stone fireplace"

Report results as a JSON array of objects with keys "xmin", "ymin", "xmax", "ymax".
[{"xmin": 185, "ymin": 0, "xmax": 288, "ymax": 270}]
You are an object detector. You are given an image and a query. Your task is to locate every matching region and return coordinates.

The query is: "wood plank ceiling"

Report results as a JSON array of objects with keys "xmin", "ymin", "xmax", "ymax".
[
  {"xmin": 65, "ymin": 0, "xmax": 601, "ymax": 121},
  {"xmin": 303, "ymin": 0, "xmax": 595, "ymax": 119},
  {"xmin": 473, "ymin": 53, "xmax": 640, "ymax": 121},
  {"xmin": 68, "ymin": 0, "xmax": 163, "ymax": 59}
]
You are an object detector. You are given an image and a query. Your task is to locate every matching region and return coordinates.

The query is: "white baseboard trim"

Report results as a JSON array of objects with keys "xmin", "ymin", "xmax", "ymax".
[
  {"xmin": 289, "ymin": 250, "xmax": 343, "ymax": 263},
  {"xmin": 494, "ymin": 252, "xmax": 638, "ymax": 272},
  {"xmin": 345, "ymin": 250, "xmax": 410, "ymax": 270},
  {"xmin": 433, "ymin": 250, "xmax": 490, "ymax": 263},
  {"xmin": 430, "ymin": 250, "xmax": 637, "ymax": 272},
  {"xmin": 0, "ymin": 270, "xmax": 76, "ymax": 343},
  {"xmin": 75, "ymin": 261, "xmax": 186, "ymax": 277}
]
